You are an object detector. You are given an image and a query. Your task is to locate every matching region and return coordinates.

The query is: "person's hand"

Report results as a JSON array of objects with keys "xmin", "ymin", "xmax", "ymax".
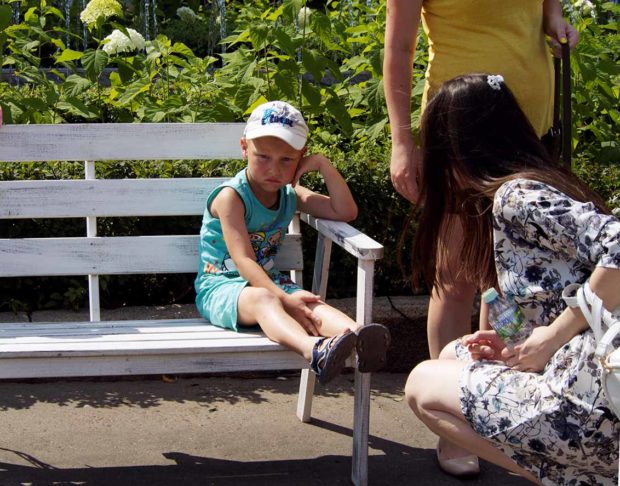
[
  {"xmin": 390, "ymin": 143, "xmax": 422, "ymax": 204},
  {"xmin": 282, "ymin": 291, "xmax": 322, "ymax": 335},
  {"xmin": 291, "ymin": 153, "xmax": 330, "ymax": 187},
  {"xmin": 544, "ymin": 15, "xmax": 579, "ymax": 57},
  {"xmin": 462, "ymin": 330, "xmax": 506, "ymax": 361},
  {"xmin": 500, "ymin": 326, "xmax": 559, "ymax": 372}
]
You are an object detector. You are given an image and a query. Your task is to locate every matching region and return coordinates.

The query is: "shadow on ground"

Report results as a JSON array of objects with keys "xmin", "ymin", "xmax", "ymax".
[
  {"xmin": 0, "ymin": 445, "xmax": 528, "ymax": 486},
  {"xmin": 0, "ymin": 372, "xmax": 408, "ymax": 411}
]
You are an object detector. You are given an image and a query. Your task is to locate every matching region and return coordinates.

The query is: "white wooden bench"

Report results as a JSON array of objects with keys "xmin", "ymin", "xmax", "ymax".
[{"xmin": 0, "ymin": 123, "xmax": 384, "ymax": 486}]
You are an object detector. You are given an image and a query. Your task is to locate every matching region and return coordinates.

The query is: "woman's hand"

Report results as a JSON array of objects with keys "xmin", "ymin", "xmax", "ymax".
[
  {"xmin": 462, "ymin": 330, "xmax": 506, "ymax": 361},
  {"xmin": 543, "ymin": 1, "xmax": 580, "ymax": 56},
  {"xmin": 282, "ymin": 291, "xmax": 322, "ymax": 336},
  {"xmin": 390, "ymin": 143, "xmax": 422, "ymax": 204},
  {"xmin": 501, "ymin": 326, "xmax": 560, "ymax": 372}
]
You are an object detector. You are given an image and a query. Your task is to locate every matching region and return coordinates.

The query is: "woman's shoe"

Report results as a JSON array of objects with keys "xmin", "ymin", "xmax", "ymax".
[{"xmin": 436, "ymin": 446, "xmax": 480, "ymax": 478}]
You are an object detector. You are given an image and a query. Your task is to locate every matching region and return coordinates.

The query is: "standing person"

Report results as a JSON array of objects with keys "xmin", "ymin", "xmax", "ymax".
[
  {"xmin": 384, "ymin": 0, "xmax": 580, "ymax": 356},
  {"xmin": 405, "ymin": 73, "xmax": 620, "ymax": 484},
  {"xmin": 194, "ymin": 101, "xmax": 390, "ymax": 385}
]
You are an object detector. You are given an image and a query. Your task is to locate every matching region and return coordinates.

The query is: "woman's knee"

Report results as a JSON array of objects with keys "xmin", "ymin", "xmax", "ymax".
[
  {"xmin": 405, "ymin": 359, "xmax": 465, "ymax": 419},
  {"xmin": 405, "ymin": 360, "xmax": 436, "ymax": 416}
]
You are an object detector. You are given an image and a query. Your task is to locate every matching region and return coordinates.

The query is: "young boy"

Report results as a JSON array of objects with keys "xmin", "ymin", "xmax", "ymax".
[{"xmin": 194, "ymin": 101, "xmax": 390, "ymax": 384}]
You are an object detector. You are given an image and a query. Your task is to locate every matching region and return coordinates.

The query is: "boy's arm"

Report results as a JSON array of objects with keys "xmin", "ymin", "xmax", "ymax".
[{"xmin": 293, "ymin": 154, "xmax": 358, "ymax": 222}]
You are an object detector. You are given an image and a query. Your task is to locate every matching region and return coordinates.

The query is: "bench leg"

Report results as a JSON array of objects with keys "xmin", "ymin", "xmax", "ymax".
[
  {"xmin": 296, "ymin": 368, "xmax": 316, "ymax": 422},
  {"xmin": 352, "ymin": 369, "xmax": 370, "ymax": 486},
  {"xmin": 351, "ymin": 258, "xmax": 375, "ymax": 486}
]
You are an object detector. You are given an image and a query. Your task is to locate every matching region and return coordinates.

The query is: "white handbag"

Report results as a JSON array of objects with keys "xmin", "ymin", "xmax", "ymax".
[{"xmin": 563, "ymin": 282, "xmax": 620, "ymax": 418}]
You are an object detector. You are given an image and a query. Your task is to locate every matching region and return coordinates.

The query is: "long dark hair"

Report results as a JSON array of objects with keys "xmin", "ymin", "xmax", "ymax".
[{"xmin": 412, "ymin": 73, "xmax": 609, "ymax": 291}]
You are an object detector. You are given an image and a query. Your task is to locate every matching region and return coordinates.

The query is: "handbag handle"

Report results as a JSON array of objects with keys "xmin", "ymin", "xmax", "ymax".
[
  {"xmin": 552, "ymin": 42, "xmax": 572, "ymax": 170},
  {"xmin": 563, "ymin": 282, "xmax": 620, "ymax": 359}
]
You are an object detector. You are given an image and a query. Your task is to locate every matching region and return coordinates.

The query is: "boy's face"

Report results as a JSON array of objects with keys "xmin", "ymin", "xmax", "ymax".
[{"xmin": 241, "ymin": 136, "xmax": 305, "ymax": 192}]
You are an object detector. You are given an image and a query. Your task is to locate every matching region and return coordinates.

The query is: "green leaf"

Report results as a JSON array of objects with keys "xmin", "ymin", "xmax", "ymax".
[
  {"xmin": 326, "ymin": 92, "xmax": 353, "ymax": 135},
  {"xmin": 273, "ymin": 28, "xmax": 296, "ymax": 58},
  {"xmin": 55, "ymin": 49, "xmax": 84, "ymax": 64},
  {"xmin": 0, "ymin": 5, "xmax": 12, "ymax": 31},
  {"xmin": 56, "ymin": 97, "xmax": 99, "ymax": 120},
  {"xmin": 117, "ymin": 77, "xmax": 151, "ymax": 105},
  {"xmin": 171, "ymin": 42, "xmax": 195, "ymax": 58},
  {"xmin": 63, "ymin": 75, "xmax": 91, "ymax": 96},
  {"xmin": 301, "ymin": 82, "xmax": 321, "ymax": 107},
  {"xmin": 81, "ymin": 49, "xmax": 109, "ymax": 81}
]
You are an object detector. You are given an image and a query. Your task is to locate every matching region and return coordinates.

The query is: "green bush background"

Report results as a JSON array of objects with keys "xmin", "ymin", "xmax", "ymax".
[{"xmin": 0, "ymin": 0, "xmax": 618, "ymax": 313}]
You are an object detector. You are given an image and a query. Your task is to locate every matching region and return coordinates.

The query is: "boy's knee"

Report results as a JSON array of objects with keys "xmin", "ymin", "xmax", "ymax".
[{"xmin": 251, "ymin": 287, "xmax": 281, "ymax": 308}]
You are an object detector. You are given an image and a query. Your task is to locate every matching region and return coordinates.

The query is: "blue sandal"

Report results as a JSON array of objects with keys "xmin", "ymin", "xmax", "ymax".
[
  {"xmin": 355, "ymin": 323, "xmax": 391, "ymax": 372},
  {"xmin": 310, "ymin": 331, "xmax": 357, "ymax": 385}
]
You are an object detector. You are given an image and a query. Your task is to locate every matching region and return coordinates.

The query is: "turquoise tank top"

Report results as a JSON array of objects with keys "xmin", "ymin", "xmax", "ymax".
[{"xmin": 194, "ymin": 169, "xmax": 297, "ymax": 288}]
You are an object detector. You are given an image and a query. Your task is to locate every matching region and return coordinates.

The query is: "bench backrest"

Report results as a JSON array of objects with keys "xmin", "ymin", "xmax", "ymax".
[{"xmin": 0, "ymin": 123, "xmax": 304, "ymax": 319}]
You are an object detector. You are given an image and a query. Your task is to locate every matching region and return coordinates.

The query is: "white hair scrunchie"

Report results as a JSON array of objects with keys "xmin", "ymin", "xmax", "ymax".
[{"xmin": 487, "ymin": 74, "xmax": 504, "ymax": 91}]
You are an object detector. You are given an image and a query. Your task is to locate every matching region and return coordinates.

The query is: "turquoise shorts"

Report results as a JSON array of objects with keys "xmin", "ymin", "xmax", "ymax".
[{"xmin": 195, "ymin": 271, "xmax": 302, "ymax": 331}]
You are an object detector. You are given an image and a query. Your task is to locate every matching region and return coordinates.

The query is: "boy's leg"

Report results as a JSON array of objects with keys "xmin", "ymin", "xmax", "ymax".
[
  {"xmin": 237, "ymin": 287, "xmax": 317, "ymax": 360},
  {"xmin": 308, "ymin": 301, "xmax": 391, "ymax": 372},
  {"xmin": 306, "ymin": 301, "xmax": 359, "ymax": 336},
  {"xmin": 406, "ymin": 359, "xmax": 542, "ymax": 484}
]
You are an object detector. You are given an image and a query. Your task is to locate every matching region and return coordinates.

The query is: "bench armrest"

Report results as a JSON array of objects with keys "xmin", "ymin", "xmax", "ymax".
[{"xmin": 299, "ymin": 213, "xmax": 384, "ymax": 261}]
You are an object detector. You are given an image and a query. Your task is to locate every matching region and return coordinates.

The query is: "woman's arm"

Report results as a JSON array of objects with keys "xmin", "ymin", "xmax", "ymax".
[
  {"xmin": 384, "ymin": 0, "xmax": 424, "ymax": 203},
  {"xmin": 294, "ymin": 154, "xmax": 357, "ymax": 221},
  {"xmin": 505, "ymin": 267, "xmax": 620, "ymax": 372}
]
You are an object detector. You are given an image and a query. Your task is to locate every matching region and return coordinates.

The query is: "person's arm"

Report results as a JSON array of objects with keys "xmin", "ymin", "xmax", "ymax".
[
  {"xmin": 504, "ymin": 267, "xmax": 620, "ymax": 371},
  {"xmin": 384, "ymin": 0, "xmax": 424, "ymax": 203},
  {"xmin": 293, "ymin": 153, "xmax": 358, "ymax": 222},
  {"xmin": 543, "ymin": 0, "xmax": 580, "ymax": 55},
  {"xmin": 212, "ymin": 188, "xmax": 322, "ymax": 334}
]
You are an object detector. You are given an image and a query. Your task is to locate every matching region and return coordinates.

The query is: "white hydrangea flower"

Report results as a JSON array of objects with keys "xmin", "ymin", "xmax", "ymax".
[
  {"xmin": 102, "ymin": 28, "xmax": 146, "ymax": 55},
  {"xmin": 80, "ymin": 0, "xmax": 123, "ymax": 25},
  {"xmin": 176, "ymin": 6, "xmax": 197, "ymax": 23},
  {"xmin": 298, "ymin": 7, "xmax": 311, "ymax": 29},
  {"xmin": 574, "ymin": 0, "xmax": 596, "ymax": 18}
]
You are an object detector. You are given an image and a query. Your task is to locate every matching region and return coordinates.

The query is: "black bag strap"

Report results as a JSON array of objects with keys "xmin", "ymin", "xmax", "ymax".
[{"xmin": 553, "ymin": 42, "xmax": 572, "ymax": 170}]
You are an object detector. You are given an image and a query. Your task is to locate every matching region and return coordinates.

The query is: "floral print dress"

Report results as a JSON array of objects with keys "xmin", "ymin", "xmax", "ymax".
[{"xmin": 458, "ymin": 178, "xmax": 620, "ymax": 485}]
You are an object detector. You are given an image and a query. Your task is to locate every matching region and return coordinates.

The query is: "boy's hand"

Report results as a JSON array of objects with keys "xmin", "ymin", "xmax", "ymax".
[
  {"xmin": 462, "ymin": 330, "xmax": 506, "ymax": 361},
  {"xmin": 282, "ymin": 291, "xmax": 322, "ymax": 335},
  {"xmin": 291, "ymin": 154, "xmax": 331, "ymax": 187}
]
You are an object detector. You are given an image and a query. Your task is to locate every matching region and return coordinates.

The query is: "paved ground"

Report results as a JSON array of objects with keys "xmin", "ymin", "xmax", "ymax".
[
  {"xmin": 0, "ymin": 299, "xmax": 529, "ymax": 485},
  {"xmin": 0, "ymin": 372, "xmax": 529, "ymax": 486}
]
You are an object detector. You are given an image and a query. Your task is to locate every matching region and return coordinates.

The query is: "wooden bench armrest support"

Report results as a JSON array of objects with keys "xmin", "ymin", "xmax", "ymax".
[{"xmin": 299, "ymin": 213, "xmax": 384, "ymax": 261}]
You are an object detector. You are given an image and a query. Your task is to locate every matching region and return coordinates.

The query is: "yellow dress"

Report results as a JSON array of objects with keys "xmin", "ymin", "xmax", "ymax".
[{"xmin": 421, "ymin": 0, "xmax": 554, "ymax": 137}]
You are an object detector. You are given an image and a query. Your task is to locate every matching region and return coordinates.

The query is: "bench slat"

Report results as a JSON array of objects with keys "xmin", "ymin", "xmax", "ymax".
[
  {"xmin": 0, "ymin": 123, "xmax": 245, "ymax": 161},
  {"xmin": 0, "ymin": 336, "xmax": 287, "ymax": 357},
  {"xmin": 0, "ymin": 178, "xmax": 228, "ymax": 218},
  {"xmin": 0, "ymin": 327, "xmax": 261, "ymax": 341},
  {"xmin": 0, "ymin": 234, "xmax": 303, "ymax": 276},
  {"xmin": 0, "ymin": 352, "xmax": 309, "ymax": 379}
]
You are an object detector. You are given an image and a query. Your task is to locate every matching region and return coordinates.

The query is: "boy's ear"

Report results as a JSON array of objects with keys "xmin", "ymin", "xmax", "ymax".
[{"xmin": 240, "ymin": 138, "xmax": 248, "ymax": 159}]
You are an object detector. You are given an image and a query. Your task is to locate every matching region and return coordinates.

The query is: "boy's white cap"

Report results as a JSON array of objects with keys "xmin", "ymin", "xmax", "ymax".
[{"xmin": 243, "ymin": 101, "xmax": 308, "ymax": 150}]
